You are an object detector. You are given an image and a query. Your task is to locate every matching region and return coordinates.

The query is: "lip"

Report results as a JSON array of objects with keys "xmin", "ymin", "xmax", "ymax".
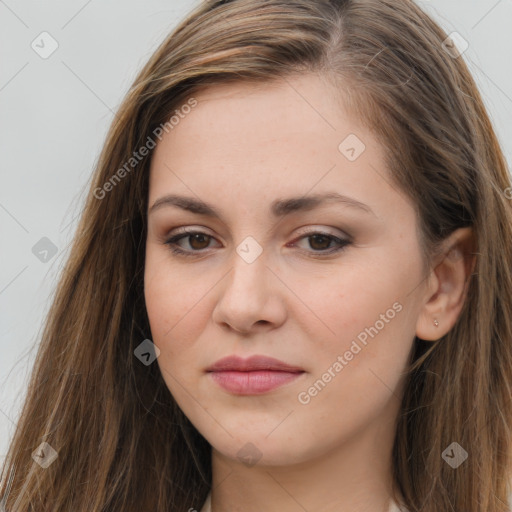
[
  {"xmin": 206, "ymin": 355, "xmax": 305, "ymax": 395},
  {"xmin": 207, "ymin": 355, "xmax": 304, "ymax": 373}
]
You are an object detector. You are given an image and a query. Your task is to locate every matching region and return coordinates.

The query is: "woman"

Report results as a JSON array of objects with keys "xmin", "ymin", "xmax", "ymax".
[{"xmin": 1, "ymin": 1, "xmax": 511, "ymax": 511}]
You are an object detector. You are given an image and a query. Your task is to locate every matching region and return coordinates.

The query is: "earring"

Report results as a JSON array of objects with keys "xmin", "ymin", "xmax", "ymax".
[{"xmin": 433, "ymin": 319, "xmax": 439, "ymax": 327}]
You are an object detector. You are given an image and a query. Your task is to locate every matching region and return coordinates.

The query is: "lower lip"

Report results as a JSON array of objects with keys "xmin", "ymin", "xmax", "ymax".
[{"xmin": 209, "ymin": 370, "xmax": 304, "ymax": 394}]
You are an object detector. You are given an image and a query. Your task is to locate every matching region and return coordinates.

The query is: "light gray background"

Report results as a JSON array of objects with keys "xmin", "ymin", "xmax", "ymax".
[{"xmin": 1, "ymin": 0, "xmax": 511, "ymax": 465}]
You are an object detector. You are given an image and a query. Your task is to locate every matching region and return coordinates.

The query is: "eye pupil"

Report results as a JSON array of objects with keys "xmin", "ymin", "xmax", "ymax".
[
  {"xmin": 309, "ymin": 234, "xmax": 331, "ymax": 250},
  {"xmin": 190, "ymin": 233, "xmax": 210, "ymax": 250}
]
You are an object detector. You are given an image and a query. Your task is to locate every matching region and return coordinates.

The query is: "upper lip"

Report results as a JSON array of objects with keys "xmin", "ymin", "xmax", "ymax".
[{"xmin": 206, "ymin": 355, "xmax": 304, "ymax": 373}]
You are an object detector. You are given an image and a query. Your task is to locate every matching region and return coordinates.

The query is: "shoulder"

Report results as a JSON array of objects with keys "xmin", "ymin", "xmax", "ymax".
[
  {"xmin": 199, "ymin": 491, "xmax": 211, "ymax": 512},
  {"xmin": 199, "ymin": 492, "xmax": 406, "ymax": 512},
  {"xmin": 389, "ymin": 500, "xmax": 408, "ymax": 512}
]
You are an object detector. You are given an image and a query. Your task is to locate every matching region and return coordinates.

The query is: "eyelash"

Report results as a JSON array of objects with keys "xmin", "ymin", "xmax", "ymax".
[{"xmin": 164, "ymin": 229, "xmax": 351, "ymax": 258}]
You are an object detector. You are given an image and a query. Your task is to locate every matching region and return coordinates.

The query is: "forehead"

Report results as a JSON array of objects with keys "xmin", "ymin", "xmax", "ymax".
[
  {"xmin": 147, "ymin": 74, "xmax": 412, "ymax": 227},
  {"xmin": 182, "ymin": 74, "xmax": 347, "ymax": 139},
  {"xmin": 151, "ymin": 75, "xmax": 372, "ymax": 177}
]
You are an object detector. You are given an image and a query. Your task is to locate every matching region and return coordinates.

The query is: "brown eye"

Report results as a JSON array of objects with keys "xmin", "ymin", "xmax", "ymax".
[
  {"xmin": 307, "ymin": 234, "xmax": 333, "ymax": 251},
  {"xmin": 290, "ymin": 231, "xmax": 351, "ymax": 256},
  {"xmin": 164, "ymin": 230, "xmax": 219, "ymax": 256},
  {"xmin": 165, "ymin": 229, "xmax": 351, "ymax": 258},
  {"xmin": 188, "ymin": 233, "xmax": 211, "ymax": 250}
]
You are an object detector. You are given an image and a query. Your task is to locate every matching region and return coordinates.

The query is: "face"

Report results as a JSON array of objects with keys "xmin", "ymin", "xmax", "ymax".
[{"xmin": 144, "ymin": 74, "xmax": 429, "ymax": 467}]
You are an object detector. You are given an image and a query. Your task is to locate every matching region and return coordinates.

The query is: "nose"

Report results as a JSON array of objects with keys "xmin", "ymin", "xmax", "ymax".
[{"xmin": 211, "ymin": 246, "xmax": 287, "ymax": 335}]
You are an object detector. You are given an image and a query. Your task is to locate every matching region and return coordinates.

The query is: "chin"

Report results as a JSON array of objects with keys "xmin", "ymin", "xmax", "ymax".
[{"xmin": 204, "ymin": 427, "xmax": 319, "ymax": 468}]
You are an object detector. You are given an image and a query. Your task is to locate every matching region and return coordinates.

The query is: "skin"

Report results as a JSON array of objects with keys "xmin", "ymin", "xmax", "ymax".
[{"xmin": 144, "ymin": 73, "xmax": 474, "ymax": 512}]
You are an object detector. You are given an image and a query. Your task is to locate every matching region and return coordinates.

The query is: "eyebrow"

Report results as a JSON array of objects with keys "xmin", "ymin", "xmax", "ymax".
[{"xmin": 149, "ymin": 192, "xmax": 376, "ymax": 219}]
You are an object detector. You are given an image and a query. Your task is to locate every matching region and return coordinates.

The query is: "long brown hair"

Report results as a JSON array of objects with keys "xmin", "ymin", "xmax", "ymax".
[{"xmin": 2, "ymin": 1, "xmax": 511, "ymax": 510}]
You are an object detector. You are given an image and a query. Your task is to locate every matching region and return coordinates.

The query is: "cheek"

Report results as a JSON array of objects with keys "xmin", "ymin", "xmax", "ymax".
[
  {"xmin": 144, "ymin": 248, "xmax": 206, "ymax": 340},
  {"xmin": 145, "ymin": 287, "xmax": 207, "ymax": 368},
  {"xmin": 143, "ymin": 254, "xmax": 220, "ymax": 398},
  {"xmin": 143, "ymin": 265, "xmax": 203, "ymax": 397},
  {"xmin": 294, "ymin": 260, "xmax": 416, "ymax": 382},
  {"xmin": 288, "ymin": 263, "xmax": 402, "ymax": 345}
]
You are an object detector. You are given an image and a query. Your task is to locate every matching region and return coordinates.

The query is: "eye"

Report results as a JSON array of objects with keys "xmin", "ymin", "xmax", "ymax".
[
  {"xmin": 164, "ymin": 229, "xmax": 351, "ymax": 258},
  {"xmin": 164, "ymin": 230, "xmax": 219, "ymax": 256},
  {"xmin": 289, "ymin": 231, "xmax": 351, "ymax": 255}
]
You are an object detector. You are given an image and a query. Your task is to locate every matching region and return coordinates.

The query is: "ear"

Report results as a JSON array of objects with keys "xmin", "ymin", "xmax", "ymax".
[{"xmin": 415, "ymin": 227, "xmax": 477, "ymax": 341}]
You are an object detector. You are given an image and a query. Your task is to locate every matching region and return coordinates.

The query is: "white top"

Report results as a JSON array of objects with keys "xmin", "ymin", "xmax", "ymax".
[{"xmin": 199, "ymin": 492, "xmax": 405, "ymax": 512}]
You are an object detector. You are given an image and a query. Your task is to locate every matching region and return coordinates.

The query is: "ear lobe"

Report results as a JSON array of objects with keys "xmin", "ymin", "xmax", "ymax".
[{"xmin": 415, "ymin": 227, "xmax": 476, "ymax": 341}]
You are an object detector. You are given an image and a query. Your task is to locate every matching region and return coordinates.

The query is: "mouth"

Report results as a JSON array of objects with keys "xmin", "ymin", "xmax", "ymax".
[{"xmin": 206, "ymin": 355, "xmax": 306, "ymax": 395}]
